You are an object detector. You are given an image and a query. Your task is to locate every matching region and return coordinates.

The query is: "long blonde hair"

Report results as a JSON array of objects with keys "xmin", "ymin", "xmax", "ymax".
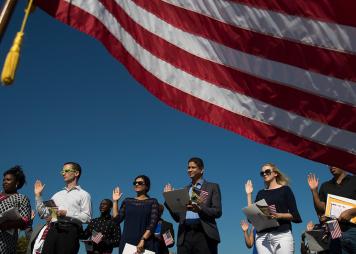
[{"xmin": 263, "ymin": 163, "xmax": 289, "ymax": 186}]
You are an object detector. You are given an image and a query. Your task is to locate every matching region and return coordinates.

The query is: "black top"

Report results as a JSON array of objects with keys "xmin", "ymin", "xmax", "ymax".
[
  {"xmin": 116, "ymin": 198, "xmax": 159, "ymax": 254},
  {"xmin": 319, "ymin": 175, "xmax": 356, "ymax": 202},
  {"xmin": 255, "ymin": 185, "xmax": 302, "ymax": 233},
  {"xmin": 319, "ymin": 175, "xmax": 356, "ymax": 230},
  {"xmin": 82, "ymin": 214, "xmax": 121, "ymax": 252}
]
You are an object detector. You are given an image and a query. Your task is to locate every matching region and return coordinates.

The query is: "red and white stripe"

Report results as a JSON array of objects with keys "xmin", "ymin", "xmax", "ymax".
[
  {"xmin": 162, "ymin": 230, "xmax": 174, "ymax": 246},
  {"xmin": 91, "ymin": 230, "xmax": 104, "ymax": 244},
  {"xmin": 268, "ymin": 204, "xmax": 277, "ymax": 214},
  {"xmin": 199, "ymin": 190, "xmax": 209, "ymax": 203},
  {"xmin": 36, "ymin": 0, "xmax": 356, "ymax": 173},
  {"xmin": 326, "ymin": 220, "xmax": 342, "ymax": 239}
]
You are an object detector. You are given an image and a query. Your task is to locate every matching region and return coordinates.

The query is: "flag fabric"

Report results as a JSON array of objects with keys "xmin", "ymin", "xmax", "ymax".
[
  {"xmin": 91, "ymin": 230, "xmax": 104, "ymax": 244},
  {"xmin": 326, "ymin": 220, "xmax": 342, "ymax": 239},
  {"xmin": 162, "ymin": 230, "xmax": 174, "ymax": 246},
  {"xmin": 35, "ymin": 0, "xmax": 356, "ymax": 173},
  {"xmin": 199, "ymin": 190, "xmax": 209, "ymax": 203},
  {"xmin": 268, "ymin": 204, "xmax": 276, "ymax": 214}
]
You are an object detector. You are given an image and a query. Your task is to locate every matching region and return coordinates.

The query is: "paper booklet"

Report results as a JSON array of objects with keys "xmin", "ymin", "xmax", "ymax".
[
  {"xmin": 0, "ymin": 207, "xmax": 22, "ymax": 224},
  {"xmin": 325, "ymin": 194, "xmax": 356, "ymax": 224},
  {"xmin": 43, "ymin": 199, "xmax": 57, "ymax": 208},
  {"xmin": 123, "ymin": 243, "xmax": 155, "ymax": 254},
  {"xmin": 163, "ymin": 188, "xmax": 190, "ymax": 213},
  {"xmin": 242, "ymin": 199, "xmax": 279, "ymax": 232}
]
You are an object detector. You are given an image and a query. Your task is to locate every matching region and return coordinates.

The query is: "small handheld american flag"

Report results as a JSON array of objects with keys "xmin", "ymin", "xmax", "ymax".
[
  {"xmin": 91, "ymin": 230, "xmax": 104, "ymax": 244},
  {"xmin": 268, "ymin": 204, "xmax": 276, "ymax": 214},
  {"xmin": 326, "ymin": 220, "xmax": 342, "ymax": 239},
  {"xmin": 162, "ymin": 230, "xmax": 174, "ymax": 246},
  {"xmin": 199, "ymin": 190, "xmax": 209, "ymax": 203}
]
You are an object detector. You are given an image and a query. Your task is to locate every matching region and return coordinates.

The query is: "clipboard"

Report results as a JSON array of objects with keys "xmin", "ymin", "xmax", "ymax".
[
  {"xmin": 325, "ymin": 194, "xmax": 356, "ymax": 224},
  {"xmin": 163, "ymin": 188, "xmax": 190, "ymax": 213}
]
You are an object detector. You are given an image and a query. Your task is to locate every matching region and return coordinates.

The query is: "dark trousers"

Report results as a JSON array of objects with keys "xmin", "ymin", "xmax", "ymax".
[
  {"xmin": 42, "ymin": 223, "xmax": 80, "ymax": 254},
  {"xmin": 178, "ymin": 224, "xmax": 218, "ymax": 254}
]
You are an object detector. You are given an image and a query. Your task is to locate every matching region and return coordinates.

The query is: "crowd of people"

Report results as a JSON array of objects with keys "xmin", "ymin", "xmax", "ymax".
[
  {"xmin": 0, "ymin": 157, "xmax": 221, "ymax": 254},
  {"xmin": 0, "ymin": 159, "xmax": 355, "ymax": 254},
  {"xmin": 240, "ymin": 164, "xmax": 356, "ymax": 254}
]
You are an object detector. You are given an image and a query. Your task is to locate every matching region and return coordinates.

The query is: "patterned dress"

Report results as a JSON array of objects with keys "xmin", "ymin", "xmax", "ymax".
[
  {"xmin": 82, "ymin": 214, "xmax": 121, "ymax": 253},
  {"xmin": 116, "ymin": 198, "xmax": 159, "ymax": 254},
  {"xmin": 0, "ymin": 193, "xmax": 31, "ymax": 254}
]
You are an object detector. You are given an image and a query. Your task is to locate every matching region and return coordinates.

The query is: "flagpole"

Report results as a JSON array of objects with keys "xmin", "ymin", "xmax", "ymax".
[{"xmin": 0, "ymin": 0, "xmax": 18, "ymax": 42}]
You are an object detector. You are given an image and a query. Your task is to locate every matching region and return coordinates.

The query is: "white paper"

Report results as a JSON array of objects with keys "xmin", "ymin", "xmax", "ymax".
[
  {"xmin": 163, "ymin": 189, "xmax": 190, "ymax": 213},
  {"xmin": 122, "ymin": 243, "xmax": 155, "ymax": 254},
  {"xmin": 242, "ymin": 199, "xmax": 279, "ymax": 232}
]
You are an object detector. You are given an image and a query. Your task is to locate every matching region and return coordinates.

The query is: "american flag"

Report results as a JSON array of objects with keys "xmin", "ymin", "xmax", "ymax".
[
  {"xmin": 199, "ymin": 190, "xmax": 209, "ymax": 203},
  {"xmin": 268, "ymin": 204, "xmax": 276, "ymax": 215},
  {"xmin": 162, "ymin": 230, "xmax": 174, "ymax": 246},
  {"xmin": 91, "ymin": 230, "xmax": 104, "ymax": 244},
  {"xmin": 326, "ymin": 220, "xmax": 342, "ymax": 239},
  {"xmin": 35, "ymin": 0, "xmax": 356, "ymax": 173}
]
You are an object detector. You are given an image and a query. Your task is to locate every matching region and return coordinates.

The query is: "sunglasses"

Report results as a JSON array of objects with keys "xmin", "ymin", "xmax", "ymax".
[
  {"xmin": 60, "ymin": 169, "xmax": 77, "ymax": 175},
  {"xmin": 260, "ymin": 169, "xmax": 273, "ymax": 177},
  {"xmin": 133, "ymin": 181, "xmax": 145, "ymax": 186}
]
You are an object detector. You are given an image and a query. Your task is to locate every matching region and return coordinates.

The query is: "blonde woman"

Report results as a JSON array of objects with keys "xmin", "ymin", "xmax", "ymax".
[{"xmin": 254, "ymin": 163, "xmax": 302, "ymax": 254}]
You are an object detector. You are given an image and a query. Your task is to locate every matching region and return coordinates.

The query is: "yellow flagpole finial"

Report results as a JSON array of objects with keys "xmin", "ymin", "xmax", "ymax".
[
  {"xmin": 1, "ymin": 31, "xmax": 23, "ymax": 85},
  {"xmin": 1, "ymin": 0, "xmax": 34, "ymax": 86}
]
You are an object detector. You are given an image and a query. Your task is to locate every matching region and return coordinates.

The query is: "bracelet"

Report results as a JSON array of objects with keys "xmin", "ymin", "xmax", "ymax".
[{"xmin": 141, "ymin": 237, "xmax": 146, "ymax": 241}]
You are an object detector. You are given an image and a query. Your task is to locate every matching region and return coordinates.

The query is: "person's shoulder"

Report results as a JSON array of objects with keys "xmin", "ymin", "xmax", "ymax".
[
  {"xmin": 147, "ymin": 197, "xmax": 159, "ymax": 203},
  {"xmin": 319, "ymin": 178, "xmax": 333, "ymax": 189},
  {"xmin": 347, "ymin": 175, "xmax": 356, "ymax": 181},
  {"xmin": 77, "ymin": 187, "xmax": 91, "ymax": 198},
  {"xmin": 203, "ymin": 181, "xmax": 220, "ymax": 187},
  {"xmin": 16, "ymin": 192, "xmax": 29, "ymax": 198}
]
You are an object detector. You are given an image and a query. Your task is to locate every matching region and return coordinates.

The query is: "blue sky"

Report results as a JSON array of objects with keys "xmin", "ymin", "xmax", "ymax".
[{"xmin": 0, "ymin": 3, "xmax": 337, "ymax": 253}]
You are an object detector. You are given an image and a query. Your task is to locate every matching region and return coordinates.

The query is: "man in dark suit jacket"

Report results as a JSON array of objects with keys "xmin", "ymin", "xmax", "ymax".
[{"xmin": 164, "ymin": 157, "xmax": 222, "ymax": 254}]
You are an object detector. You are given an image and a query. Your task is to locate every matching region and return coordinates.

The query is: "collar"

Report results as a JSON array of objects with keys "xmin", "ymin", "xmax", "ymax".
[
  {"xmin": 63, "ymin": 185, "xmax": 81, "ymax": 192},
  {"xmin": 190, "ymin": 178, "xmax": 204, "ymax": 187},
  {"xmin": 331, "ymin": 175, "xmax": 351, "ymax": 185},
  {"xmin": 100, "ymin": 213, "xmax": 112, "ymax": 220}
]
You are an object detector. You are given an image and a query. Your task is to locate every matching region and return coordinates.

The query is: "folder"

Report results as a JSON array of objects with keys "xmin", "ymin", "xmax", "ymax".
[{"xmin": 325, "ymin": 194, "xmax": 356, "ymax": 224}]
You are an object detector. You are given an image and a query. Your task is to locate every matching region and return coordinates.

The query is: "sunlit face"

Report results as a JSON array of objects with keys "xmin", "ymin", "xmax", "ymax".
[
  {"xmin": 260, "ymin": 165, "xmax": 277, "ymax": 183},
  {"xmin": 61, "ymin": 164, "xmax": 79, "ymax": 183},
  {"xmin": 133, "ymin": 177, "xmax": 147, "ymax": 193},
  {"xmin": 2, "ymin": 174, "xmax": 17, "ymax": 193},
  {"xmin": 329, "ymin": 166, "xmax": 344, "ymax": 176},
  {"xmin": 187, "ymin": 161, "xmax": 203, "ymax": 180}
]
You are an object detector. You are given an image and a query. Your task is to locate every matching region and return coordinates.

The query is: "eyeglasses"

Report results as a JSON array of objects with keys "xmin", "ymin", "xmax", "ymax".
[
  {"xmin": 133, "ymin": 181, "xmax": 145, "ymax": 186},
  {"xmin": 60, "ymin": 169, "xmax": 77, "ymax": 175},
  {"xmin": 259, "ymin": 169, "xmax": 273, "ymax": 177}
]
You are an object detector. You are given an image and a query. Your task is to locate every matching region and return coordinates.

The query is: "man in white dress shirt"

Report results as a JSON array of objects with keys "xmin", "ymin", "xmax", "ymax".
[{"xmin": 34, "ymin": 162, "xmax": 92, "ymax": 254}]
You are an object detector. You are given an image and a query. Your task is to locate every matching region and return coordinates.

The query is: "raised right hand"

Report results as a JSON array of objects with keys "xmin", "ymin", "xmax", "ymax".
[
  {"xmin": 112, "ymin": 187, "xmax": 123, "ymax": 201},
  {"xmin": 245, "ymin": 180, "xmax": 253, "ymax": 195},
  {"xmin": 240, "ymin": 220, "xmax": 249, "ymax": 232},
  {"xmin": 164, "ymin": 183, "xmax": 173, "ymax": 192},
  {"xmin": 34, "ymin": 180, "xmax": 45, "ymax": 196},
  {"xmin": 307, "ymin": 173, "xmax": 319, "ymax": 191}
]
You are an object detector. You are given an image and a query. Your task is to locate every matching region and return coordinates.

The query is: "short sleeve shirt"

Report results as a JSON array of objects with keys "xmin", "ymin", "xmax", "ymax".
[{"xmin": 319, "ymin": 175, "xmax": 356, "ymax": 203}]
